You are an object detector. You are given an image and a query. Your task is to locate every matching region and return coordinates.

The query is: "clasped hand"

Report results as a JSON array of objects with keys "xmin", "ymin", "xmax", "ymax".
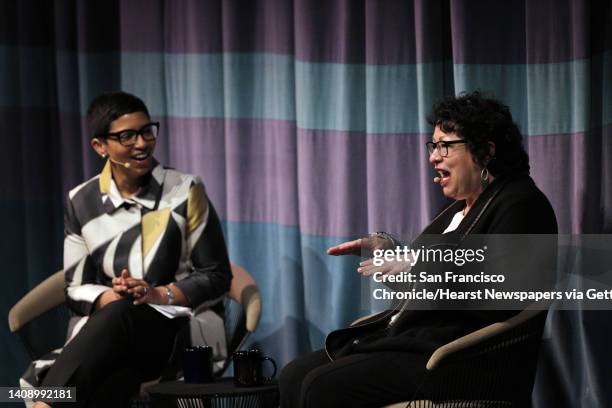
[{"xmin": 111, "ymin": 269, "xmax": 162, "ymax": 305}]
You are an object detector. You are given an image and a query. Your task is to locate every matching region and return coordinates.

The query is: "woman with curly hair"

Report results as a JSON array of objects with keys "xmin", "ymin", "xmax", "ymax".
[{"xmin": 280, "ymin": 91, "xmax": 557, "ymax": 407}]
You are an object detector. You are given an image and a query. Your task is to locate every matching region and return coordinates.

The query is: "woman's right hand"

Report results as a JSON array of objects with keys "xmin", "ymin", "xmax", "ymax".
[
  {"xmin": 94, "ymin": 269, "xmax": 131, "ymax": 310},
  {"xmin": 327, "ymin": 239, "xmax": 363, "ymax": 256},
  {"xmin": 328, "ymin": 234, "xmax": 401, "ymax": 276},
  {"xmin": 111, "ymin": 269, "xmax": 131, "ymax": 295},
  {"xmin": 327, "ymin": 234, "xmax": 393, "ymax": 257}
]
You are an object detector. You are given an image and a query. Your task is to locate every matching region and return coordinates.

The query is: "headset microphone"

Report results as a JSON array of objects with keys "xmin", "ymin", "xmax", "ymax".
[
  {"xmin": 109, "ymin": 157, "xmax": 131, "ymax": 169},
  {"xmin": 433, "ymin": 176, "xmax": 441, "ymax": 183}
]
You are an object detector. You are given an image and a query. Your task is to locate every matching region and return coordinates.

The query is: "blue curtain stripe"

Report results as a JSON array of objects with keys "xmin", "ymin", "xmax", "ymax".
[{"xmin": 2, "ymin": 46, "xmax": 611, "ymax": 136}]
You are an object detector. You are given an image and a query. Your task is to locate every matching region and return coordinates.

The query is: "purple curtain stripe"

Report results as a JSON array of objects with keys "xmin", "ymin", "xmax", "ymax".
[
  {"xmin": 105, "ymin": 0, "xmax": 612, "ymax": 64},
  {"xmin": 156, "ymin": 116, "xmax": 612, "ymax": 237},
  {"xmin": 529, "ymin": 126, "xmax": 612, "ymax": 234},
  {"xmin": 10, "ymin": 107, "xmax": 610, "ymax": 237}
]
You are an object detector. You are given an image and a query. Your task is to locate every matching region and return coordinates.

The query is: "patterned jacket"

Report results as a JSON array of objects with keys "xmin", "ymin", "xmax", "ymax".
[{"xmin": 63, "ymin": 160, "xmax": 232, "ymax": 315}]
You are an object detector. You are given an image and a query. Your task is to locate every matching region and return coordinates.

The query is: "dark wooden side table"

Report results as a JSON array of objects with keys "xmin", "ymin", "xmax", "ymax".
[{"xmin": 146, "ymin": 378, "xmax": 279, "ymax": 408}]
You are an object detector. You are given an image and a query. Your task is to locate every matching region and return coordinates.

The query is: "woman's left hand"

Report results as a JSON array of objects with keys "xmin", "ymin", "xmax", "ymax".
[
  {"xmin": 357, "ymin": 257, "xmax": 413, "ymax": 277},
  {"xmin": 123, "ymin": 277, "xmax": 163, "ymax": 305}
]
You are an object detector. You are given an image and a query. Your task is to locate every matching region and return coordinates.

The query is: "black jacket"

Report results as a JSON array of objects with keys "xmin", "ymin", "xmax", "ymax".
[{"xmin": 325, "ymin": 174, "xmax": 558, "ymax": 359}]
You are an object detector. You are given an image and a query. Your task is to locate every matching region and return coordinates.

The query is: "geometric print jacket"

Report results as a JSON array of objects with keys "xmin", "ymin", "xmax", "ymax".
[
  {"xmin": 64, "ymin": 160, "xmax": 232, "ymax": 316},
  {"xmin": 20, "ymin": 161, "xmax": 232, "ymax": 388}
]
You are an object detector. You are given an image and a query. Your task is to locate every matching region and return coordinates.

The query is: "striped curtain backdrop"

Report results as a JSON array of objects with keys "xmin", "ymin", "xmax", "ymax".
[{"xmin": 1, "ymin": 0, "xmax": 611, "ymax": 406}]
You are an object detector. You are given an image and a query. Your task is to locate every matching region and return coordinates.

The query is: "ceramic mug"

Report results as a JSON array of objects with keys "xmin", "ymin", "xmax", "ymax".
[{"xmin": 233, "ymin": 349, "xmax": 277, "ymax": 387}]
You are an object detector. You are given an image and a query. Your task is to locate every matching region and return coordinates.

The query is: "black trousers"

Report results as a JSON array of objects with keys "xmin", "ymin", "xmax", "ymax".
[
  {"xmin": 279, "ymin": 349, "xmax": 430, "ymax": 408},
  {"xmin": 42, "ymin": 298, "xmax": 187, "ymax": 407}
]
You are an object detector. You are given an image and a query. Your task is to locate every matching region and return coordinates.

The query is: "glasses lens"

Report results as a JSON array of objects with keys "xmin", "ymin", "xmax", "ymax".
[
  {"xmin": 141, "ymin": 124, "xmax": 158, "ymax": 141},
  {"xmin": 426, "ymin": 142, "xmax": 434, "ymax": 155},
  {"xmin": 118, "ymin": 130, "xmax": 138, "ymax": 146},
  {"xmin": 440, "ymin": 143, "xmax": 448, "ymax": 157},
  {"xmin": 426, "ymin": 142, "xmax": 450, "ymax": 157}
]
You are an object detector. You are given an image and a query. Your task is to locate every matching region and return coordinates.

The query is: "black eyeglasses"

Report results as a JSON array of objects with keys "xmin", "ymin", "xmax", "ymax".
[
  {"xmin": 99, "ymin": 122, "xmax": 160, "ymax": 147},
  {"xmin": 426, "ymin": 140, "xmax": 466, "ymax": 157}
]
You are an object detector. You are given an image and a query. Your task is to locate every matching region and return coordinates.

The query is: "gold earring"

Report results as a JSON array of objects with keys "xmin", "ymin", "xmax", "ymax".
[{"xmin": 480, "ymin": 167, "xmax": 490, "ymax": 189}]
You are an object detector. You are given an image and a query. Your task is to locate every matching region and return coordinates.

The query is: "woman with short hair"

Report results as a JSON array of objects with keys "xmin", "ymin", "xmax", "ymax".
[{"xmin": 31, "ymin": 91, "xmax": 232, "ymax": 407}]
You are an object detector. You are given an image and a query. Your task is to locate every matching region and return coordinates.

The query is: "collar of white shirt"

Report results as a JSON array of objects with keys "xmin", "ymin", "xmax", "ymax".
[{"xmin": 99, "ymin": 160, "xmax": 165, "ymax": 213}]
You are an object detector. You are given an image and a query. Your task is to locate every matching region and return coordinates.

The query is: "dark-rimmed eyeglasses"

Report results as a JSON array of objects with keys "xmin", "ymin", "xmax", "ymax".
[
  {"xmin": 426, "ymin": 140, "xmax": 467, "ymax": 157},
  {"xmin": 98, "ymin": 122, "xmax": 160, "ymax": 147}
]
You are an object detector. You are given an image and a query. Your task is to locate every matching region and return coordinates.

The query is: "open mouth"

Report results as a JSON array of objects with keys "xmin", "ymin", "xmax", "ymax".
[
  {"xmin": 130, "ymin": 152, "xmax": 150, "ymax": 163},
  {"xmin": 437, "ymin": 169, "xmax": 451, "ymax": 185}
]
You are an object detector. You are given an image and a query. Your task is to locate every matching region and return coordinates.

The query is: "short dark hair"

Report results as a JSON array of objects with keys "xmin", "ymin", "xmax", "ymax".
[
  {"xmin": 86, "ymin": 91, "xmax": 150, "ymax": 138},
  {"xmin": 427, "ymin": 91, "xmax": 529, "ymax": 177}
]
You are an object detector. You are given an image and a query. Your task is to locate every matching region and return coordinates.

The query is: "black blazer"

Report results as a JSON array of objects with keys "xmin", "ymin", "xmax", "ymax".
[{"xmin": 325, "ymin": 174, "xmax": 558, "ymax": 359}]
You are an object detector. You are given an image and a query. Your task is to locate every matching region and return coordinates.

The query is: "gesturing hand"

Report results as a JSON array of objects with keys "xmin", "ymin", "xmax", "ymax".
[
  {"xmin": 327, "ymin": 239, "xmax": 363, "ymax": 256},
  {"xmin": 327, "ymin": 235, "xmax": 394, "ymax": 257},
  {"xmin": 328, "ymin": 234, "xmax": 399, "ymax": 275}
]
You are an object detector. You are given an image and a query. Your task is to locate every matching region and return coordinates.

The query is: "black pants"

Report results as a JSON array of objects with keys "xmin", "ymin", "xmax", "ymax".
[
  {"xmin": 279, "ymin": 349, "xmax": 430, "ymax": 408},
  {"xmin": 42, "ymin": 298, "xmax": 187, "ymax": 407}
]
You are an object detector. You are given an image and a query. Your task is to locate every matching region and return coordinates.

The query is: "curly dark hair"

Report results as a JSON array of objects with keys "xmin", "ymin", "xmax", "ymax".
[
  {"xmin": 86, "ymin": 91, "xmax": 150, "ymax": 138},
  {"xmin": 427, "ymin": 91, "xmax": 529, "ymax": 177}
]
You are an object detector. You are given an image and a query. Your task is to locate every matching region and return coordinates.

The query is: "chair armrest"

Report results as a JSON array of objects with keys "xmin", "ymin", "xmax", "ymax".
[
  {"xmin": 8, "ymin": 271, "xmax": 65, "ymax": 333},
  {"xmin": 229, "ymin": 263, "xmax": 261, "ymax": 333},
  {"xmin": 426, "ymin": 308, "xmax": 544, "ymax": 371},
  {"xmin": 241, "ymin": 284, "xmax": 261, "ymax": 333}
]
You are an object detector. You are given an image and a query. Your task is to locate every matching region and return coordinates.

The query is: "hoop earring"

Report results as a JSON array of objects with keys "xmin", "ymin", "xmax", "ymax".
[{"xmin": 481, "ymin": 167, "xmax": 490, "ymax": 189}]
